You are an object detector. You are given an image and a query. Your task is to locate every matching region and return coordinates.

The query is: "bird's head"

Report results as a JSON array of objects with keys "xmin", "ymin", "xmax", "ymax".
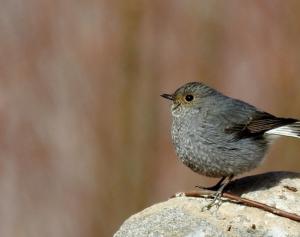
[{"xmin": 161, "ymin": 82, "xmax": 215, "ymax": 116}]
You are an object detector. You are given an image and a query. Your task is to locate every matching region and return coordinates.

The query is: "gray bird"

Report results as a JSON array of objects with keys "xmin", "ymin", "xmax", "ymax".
[{"xmin": 161, "ymin": 82, "xmax": 300, "ymax": 208}]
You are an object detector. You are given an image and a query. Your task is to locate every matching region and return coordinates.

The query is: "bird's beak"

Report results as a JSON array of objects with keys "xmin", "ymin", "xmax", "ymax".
[{"xmin": 160, "ymin": 93, "xmax": 174, "ymax": 101}]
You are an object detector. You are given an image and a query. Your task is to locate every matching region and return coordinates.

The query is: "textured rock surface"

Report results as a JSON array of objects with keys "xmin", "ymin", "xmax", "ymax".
[{"xmin": 114, "ymin": 172, "xmax": 300, "ymax": 237}]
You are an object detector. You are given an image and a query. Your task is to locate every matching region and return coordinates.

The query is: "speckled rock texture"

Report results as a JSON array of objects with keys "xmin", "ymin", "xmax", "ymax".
[{"xmin": 114, "ymin": 172, "xmax": 300, "ymax": 237}]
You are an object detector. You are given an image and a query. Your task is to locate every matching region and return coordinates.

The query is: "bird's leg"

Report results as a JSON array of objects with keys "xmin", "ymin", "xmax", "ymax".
[
  {"xmin": 201, "ymin": 175, "xmax": 234, "ymax": 211},
  {"xmin": 195, "ymin": 176, "xmax": 226, "ymax": 191}
]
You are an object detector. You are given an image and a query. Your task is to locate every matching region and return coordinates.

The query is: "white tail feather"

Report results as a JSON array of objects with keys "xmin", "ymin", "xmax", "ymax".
[{"xmin": 266, "ymin": 122, "xmax": 300, "ymax": 138}]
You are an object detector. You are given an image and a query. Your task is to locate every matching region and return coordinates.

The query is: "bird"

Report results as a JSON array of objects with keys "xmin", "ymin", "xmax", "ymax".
[{"xmin": 161, "ymin": 82, "xmax": 300, "ymax": 209}]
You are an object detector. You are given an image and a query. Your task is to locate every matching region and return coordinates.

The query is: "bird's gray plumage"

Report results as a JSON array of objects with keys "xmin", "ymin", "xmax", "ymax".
[{"xmin": 163, "ymin": 82, "xmax": 300, "ymax": 178}]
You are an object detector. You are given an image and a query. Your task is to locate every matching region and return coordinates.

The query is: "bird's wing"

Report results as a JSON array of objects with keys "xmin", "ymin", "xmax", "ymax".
[{"xmin": 225, "ymin": 111, "xmax": 298, "ymax": 139}]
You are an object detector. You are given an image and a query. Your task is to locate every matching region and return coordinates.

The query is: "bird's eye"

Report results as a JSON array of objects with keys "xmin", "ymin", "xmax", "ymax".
[{"xmin": 185, "ymin": 94, "xmax": 194, "ymax": 102}]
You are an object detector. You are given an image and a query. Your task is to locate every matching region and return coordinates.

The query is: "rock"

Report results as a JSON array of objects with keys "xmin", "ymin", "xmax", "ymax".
[{"xmin": 114, "ymin": 172, "xmax": 300, "ymax": 237}]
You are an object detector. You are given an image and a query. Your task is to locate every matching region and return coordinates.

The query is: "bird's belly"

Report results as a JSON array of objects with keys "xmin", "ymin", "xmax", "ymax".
[{"xmin": 172, "ymin": 131, "xmax": 267, "ymax": 177}]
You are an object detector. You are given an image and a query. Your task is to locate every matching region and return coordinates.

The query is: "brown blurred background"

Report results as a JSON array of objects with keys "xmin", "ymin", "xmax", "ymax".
[{"xmin": 1, "ymin": 0, "xmax": 300, "ymax": 236}]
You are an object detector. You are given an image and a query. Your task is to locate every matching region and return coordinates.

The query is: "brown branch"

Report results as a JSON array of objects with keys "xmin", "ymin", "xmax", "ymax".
[{"xmin": 171, "ymin": 190, "xmax": 300, "ymax": 222}]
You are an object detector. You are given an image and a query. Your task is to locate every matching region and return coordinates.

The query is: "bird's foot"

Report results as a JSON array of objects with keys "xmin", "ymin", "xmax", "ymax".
[
  {"xmin": 201, "ymin": 190, "xmax": 223, "ymax": 211},
  {"xmin": 200, "ymin": 175, "xmax": 234, "ymax": 211}
]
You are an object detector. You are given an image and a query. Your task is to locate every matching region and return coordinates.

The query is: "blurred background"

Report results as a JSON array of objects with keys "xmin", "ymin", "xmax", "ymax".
[{"xmin": 1, "ymin": 0, "xmax": 300, "ymax": 236}]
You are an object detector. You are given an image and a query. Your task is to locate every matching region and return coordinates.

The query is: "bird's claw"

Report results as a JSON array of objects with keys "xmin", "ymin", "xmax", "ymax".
[{"xmin": 201, "ymin": 191, "xmax": 223, "ymax": 211}]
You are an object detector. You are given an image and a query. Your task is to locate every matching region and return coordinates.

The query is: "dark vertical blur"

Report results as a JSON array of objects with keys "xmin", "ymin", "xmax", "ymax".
[{"xmin": 0, "ymin": 1, "xmax": 300, "ymax": 236}]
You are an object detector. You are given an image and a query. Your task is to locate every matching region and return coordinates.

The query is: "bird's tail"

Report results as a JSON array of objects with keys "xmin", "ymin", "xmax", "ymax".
[{"xmin": 266, "ymin": 121, "xmax": 300, "ymax": 138}]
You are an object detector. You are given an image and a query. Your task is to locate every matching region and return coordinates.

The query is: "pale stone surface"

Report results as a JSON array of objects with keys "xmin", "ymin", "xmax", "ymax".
[{"xmin": 114, "ymin": 172, "xmax": 300, "ymax": 237}]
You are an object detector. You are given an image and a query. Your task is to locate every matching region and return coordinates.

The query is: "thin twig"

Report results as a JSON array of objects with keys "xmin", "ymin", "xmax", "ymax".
[{"xmin": 171, "ymin": 190, "xmax": 300, "ymax": 222}]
